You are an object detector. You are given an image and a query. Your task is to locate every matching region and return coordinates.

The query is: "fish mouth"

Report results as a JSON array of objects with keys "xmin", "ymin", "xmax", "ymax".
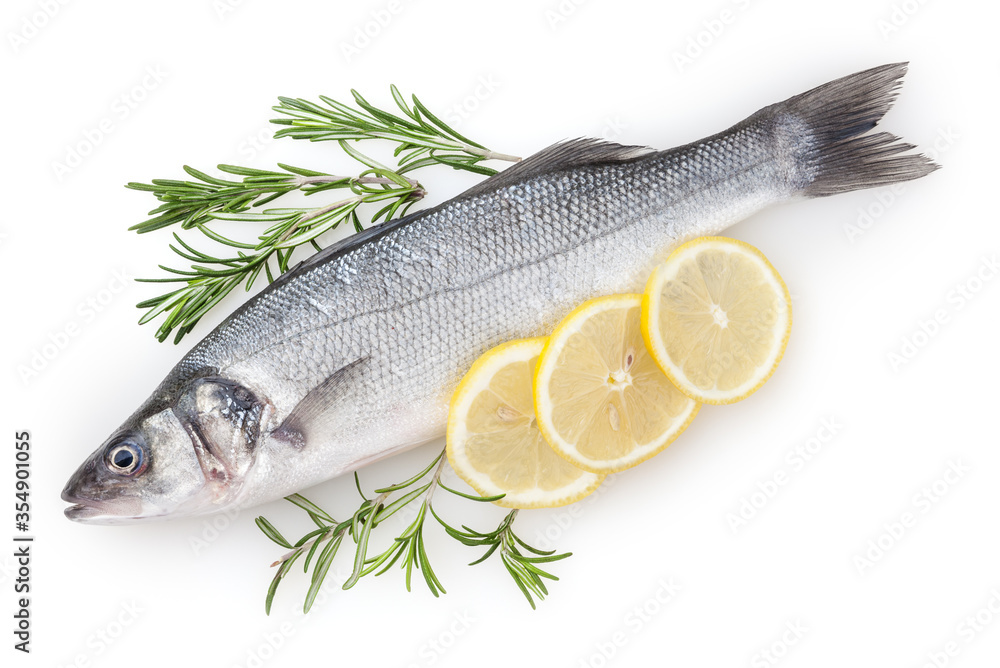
[{"xmin": 61, "ymin": 490, "xmax": 145, "ymax": 525}]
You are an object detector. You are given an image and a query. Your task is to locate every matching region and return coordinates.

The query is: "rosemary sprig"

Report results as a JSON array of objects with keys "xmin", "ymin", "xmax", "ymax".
[
  {"xmin": 129, "ymin": 86, "xmax": 519, "ymax": 344},
  {"xmin": 126, "ymin": 159, "xmax": 421, "ymax": 236},
  {"xmin": 259, "ymin": 450, "xmax": 479, "ymax": 613},
  {"xmin": 257, "ymin": 449, "xmax": 569, "ymax": 613},
  {"xmin": 432, "ymin": 507, "xmax": 571, "ymax": 610},
  {"xmin": 127, "ymin": 153, "xmax": 423, "ymax": 343},
  {"xmin": 272, "ymin": 85, "xmax": 521, "ymax": 176}
]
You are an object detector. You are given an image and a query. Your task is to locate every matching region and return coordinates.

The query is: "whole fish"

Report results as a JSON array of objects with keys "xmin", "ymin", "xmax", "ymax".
[{"xmin": 63, "ymin": 63, "xmax": 936, "ymax": 523}]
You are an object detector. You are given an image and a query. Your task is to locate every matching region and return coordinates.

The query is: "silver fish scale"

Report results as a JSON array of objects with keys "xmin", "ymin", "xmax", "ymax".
[{"xmin": 177, "ymin": 122, "xmax": 786, "ymax": 443}]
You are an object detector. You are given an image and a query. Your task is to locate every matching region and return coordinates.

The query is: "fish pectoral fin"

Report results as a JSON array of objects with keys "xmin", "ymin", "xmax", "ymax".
[{"xmin": 271, "ymin": 356, "xmax": 370, "ymax": 449}]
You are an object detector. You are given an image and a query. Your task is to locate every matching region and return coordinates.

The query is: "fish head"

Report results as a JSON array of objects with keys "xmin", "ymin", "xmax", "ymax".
[{"xmin": 62, "ymin": 375, "xmax": 269, "ymax": 524}]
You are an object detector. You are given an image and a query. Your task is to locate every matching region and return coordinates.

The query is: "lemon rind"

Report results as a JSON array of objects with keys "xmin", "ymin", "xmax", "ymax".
[
  {"xmin": 447, "ymin": 337, "xmax": 605, "ymax": 509},
  {"xmin": 641, "ymin": 236, "xmax": 792, "ymax": 405},
  {"xmin": 533, "ymin": 294, "xmax": 700, "ymax": 474}
]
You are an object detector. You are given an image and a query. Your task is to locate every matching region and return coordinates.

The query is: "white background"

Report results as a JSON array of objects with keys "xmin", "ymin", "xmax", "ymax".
[{"xmin": 2, "ymin": 1, "xmax": 998, "ymax": 666}]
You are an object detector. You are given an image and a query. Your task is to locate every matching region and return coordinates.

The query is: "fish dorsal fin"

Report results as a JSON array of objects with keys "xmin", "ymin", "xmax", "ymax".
[
  {"xmin": 271, "ymin": 357, "xmax": 370, "ymax": 449},
  {"xmin": 241, "ymin": 140, "xmax": 652, "ymax": 293},
  {"xmin": 458, "ymin": 138, "xmax": 655, "ymax": 199}
]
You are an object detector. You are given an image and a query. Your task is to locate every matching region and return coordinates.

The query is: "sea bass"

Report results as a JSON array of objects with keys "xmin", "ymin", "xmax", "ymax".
[{"xmin": 63, "ymin": 63, "xmax": 936, "ymax": 523}]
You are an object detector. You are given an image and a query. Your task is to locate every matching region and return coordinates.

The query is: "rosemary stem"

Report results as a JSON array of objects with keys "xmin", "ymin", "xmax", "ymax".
[
  {"xmin": 462, "ymin": 145, "xmax": 521, "ymax": 163},
  {"xmin": 295, "ymin": 174, "xmax": 420, "ymax": 187},
  {"xmin": 424, "ymin": 451, "xmax": 448, "ymax": 502},
  {"xmin": 274, "ymin": 195, "xmax": 362, "ymax": 245},
  {"xmin": 297, "ymin": 195, "xmax": 362, "ymax": 225},
  {"xmin": 270, "ymin": 529, "xmax": 339, "ymax": 568}
]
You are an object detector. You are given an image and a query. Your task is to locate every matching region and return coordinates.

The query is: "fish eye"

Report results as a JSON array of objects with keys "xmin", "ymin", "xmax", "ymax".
[{"xmin": 106, "ymin": 440, "xmax": 145, "ymax": 476}]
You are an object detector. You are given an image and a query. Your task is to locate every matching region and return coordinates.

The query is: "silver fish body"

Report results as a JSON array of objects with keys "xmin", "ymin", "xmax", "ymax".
[{"xmin": 63, "ymin": 63, "xmax": 936, "ymax": 523}]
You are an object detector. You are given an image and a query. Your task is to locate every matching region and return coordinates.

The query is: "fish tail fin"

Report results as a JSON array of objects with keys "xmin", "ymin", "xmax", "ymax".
[{"xmin": 769, "ymin": 62, "xmax": 939, "ymax": 197}]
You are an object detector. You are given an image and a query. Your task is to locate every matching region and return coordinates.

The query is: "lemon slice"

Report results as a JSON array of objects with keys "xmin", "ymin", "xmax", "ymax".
[
  {"xmin": 533, "ymin": 295, "xmax": 699, "ymax": 474},
  {"xmin": 642, "ymin": 237, "xmax": 791, "ymax": 405},
  {"xmin": 447, "ymin": 337, "xmax": 605, "ymax": 508}
]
